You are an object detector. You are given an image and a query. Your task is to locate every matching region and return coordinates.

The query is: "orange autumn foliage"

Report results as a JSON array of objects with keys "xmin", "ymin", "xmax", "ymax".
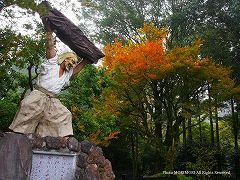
[
  {"xmin": 88, "ymin": 130, "xmax": 120, "ymax": 147},
  {"xmin": 103, "ymin": 25, "xmax": 168, "ymax": 84},
  {"xmin": 103, "ymin": 24, "xmax": 203, "ymax": 84},
  {"xmin": 138, "ymin": 23, "xmax": 168, "ymax": 41},
  {"xmin": 91, "ymin": 24, "xmax": 237, "ymax": 147},
  {"xmin": 102, "ymin": 23, "xmax": 235, "ymax": 100}
]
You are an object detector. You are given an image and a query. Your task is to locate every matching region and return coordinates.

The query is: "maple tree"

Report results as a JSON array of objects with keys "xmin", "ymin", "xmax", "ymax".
[{"xmin": 93, "ymin": 24, "xmax": 237, "ymax": 172}]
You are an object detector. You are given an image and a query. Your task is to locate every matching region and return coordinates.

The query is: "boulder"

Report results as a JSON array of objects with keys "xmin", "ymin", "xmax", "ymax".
[
  {"xmin": 67, "ymin": 137, "xmax": 81, "ymax": 152},
  {"xmin": 0, "ymin": 133, "xmax": 32, "ymax": 180}
]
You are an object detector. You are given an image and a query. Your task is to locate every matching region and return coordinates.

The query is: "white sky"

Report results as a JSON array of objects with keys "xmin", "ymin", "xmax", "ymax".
[
  {"xmin": 0, "ymin": 0, "xmax": 86, "ymax": 54},
  {"xmin": 1, "ymin": 0, "xmax": 104, "ymax": 67}
]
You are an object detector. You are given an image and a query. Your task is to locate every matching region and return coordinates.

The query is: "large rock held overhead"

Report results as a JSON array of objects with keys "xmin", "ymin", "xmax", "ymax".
[{"xmin": 40, "ymin": 1, "xmax": 105, "ymax": 64}]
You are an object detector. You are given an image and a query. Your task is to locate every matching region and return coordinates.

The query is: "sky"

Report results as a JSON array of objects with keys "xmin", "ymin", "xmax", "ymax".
[
  {"xmin": 0, "ymin": 0, "xmax": 85, "ymax": 53},
  {"xmin": 0, "ymin": 0, "xmax": 82, "ymax": 32},
  {"xmin": 1, "ymin": 0, "xmax": 104, "ymax": 67}
]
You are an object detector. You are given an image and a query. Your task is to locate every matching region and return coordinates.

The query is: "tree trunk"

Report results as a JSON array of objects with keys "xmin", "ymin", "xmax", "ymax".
[
  {"xmin": 130, "ymin": 129, "xmax": 139, "ymax": 178},
  {"xmin": 187, "ymin": 118, "xmax": 192, "ymax": 142},
  {"xmin": 215, "ymin": 106, "xmax": 220, "ymax": 149},
  {"xmin": 197, "ymin": 94, "xmax": 203, "ymax": 144},
  {"xmin": 208, "ymin": 84, "xmax": 214, "ymax": 146},
  {"xmin": 215, "ymin": 106, "xmax": 222, "ymax": 171},
  {"xmin": 130, "ymin": 132, "xmax": 136, "ymax": 178},
  {"xmin": 164, "ymin": 104, "xmax": 173, "ymax": 147},
  {"xmin": 198, "ymin": 115, "xmax": 203, "ymax": 144},
  {"xmin": 164, "ymin": 118, "xmax": 173, "ymax": 147},
  {"xmin": 27, "ymin": 63, "xmax": 33, "ymax": 91},
  {"xmin": 173, "ymin": 125, "xmax": 180, "ymax": 146},
  {"xmin": 151, "ymin": 80, "xmax": 163, "ymax": 143},
  {"xmin": 182, "ymin": 117, "xmax": 186, "ymax": 147},
  {"xmin": 231, "ymin": 98, "xmax": 240, "ymax": 179},
  {"xmin": 135, "ymin": 131, "xmax": 139, "ymax": 178},
  {"xmin": 154, "ymin": 103, "xmax": 163, "ymax": 144},
  {"xmin": 236, "ymin": 101, "xmax": 240, "ymax": 179},
  {"xmin": 231, "ymin": 99, "xmax": 239, "ymax": 150},
  {"xmin": 155, "ymin": 120, "xmax": 163, "ymax": 144}
]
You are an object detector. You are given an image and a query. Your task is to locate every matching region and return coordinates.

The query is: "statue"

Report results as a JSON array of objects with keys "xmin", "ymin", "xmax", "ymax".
[
  {"xmin": 0, "ymin": 2, "xmax": 115, "ymax": 180},
  {"xmin": 8, "ymin": 1, "xmax": 104, "ymax": 138}
]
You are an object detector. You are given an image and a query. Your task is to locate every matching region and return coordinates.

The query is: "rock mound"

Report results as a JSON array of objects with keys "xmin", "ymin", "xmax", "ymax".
[{"xmin": 0, "ymin": 132, "xmax": 115, "ymax": 180}]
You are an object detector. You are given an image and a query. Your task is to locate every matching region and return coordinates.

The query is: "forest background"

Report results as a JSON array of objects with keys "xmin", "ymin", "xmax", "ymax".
[{"xmin": 0, "ymin": 0, "xmax": 240, "ymax": 179}]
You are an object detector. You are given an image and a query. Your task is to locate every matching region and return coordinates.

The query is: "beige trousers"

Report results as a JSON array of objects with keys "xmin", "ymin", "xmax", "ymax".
[{"xmin": 9, "ymin": 89, "xmax": 73, "ymax": 137}]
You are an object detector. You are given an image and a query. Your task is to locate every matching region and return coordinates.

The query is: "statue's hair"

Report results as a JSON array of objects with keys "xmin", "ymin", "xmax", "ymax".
[{"xmin": 57, "ymin": 52, "xmax": 78, "ymax": 64}]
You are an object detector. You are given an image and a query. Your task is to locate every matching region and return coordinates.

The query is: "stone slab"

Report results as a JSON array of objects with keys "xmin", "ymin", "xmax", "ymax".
[{"xmin": 30, "ymin": 150, "xmax": 77, "ymax": 180}]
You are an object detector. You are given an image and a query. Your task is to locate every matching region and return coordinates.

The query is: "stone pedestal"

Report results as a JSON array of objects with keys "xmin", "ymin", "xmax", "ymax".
[{"xmin": 0, "ymin": 133, "xmax": 115, "ymax": 180}]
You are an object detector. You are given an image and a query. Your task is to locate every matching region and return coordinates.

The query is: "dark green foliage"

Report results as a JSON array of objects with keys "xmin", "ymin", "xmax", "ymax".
[
  {"xmin": 0, "ymin": 2, "xmax": 45, "ymax": 131},
  {"xmin": 0, "ymin": 99, "xmax": 17, "ymax": 131},
  {"xmin": 81, "ymin": 0, "xmax": 168, "ymax": 44},
  {"xmin": 0, "ymin": 28, "xmax": 45, "ymax": 99},
  {"xmin": 81, "ymin": 0, "xmax": 240, "ymax": 178},
  {"xmin": 102, "ymin": 134, "xmax": 133, "ymax": 177},
  {"xmin": 174, "ymin": 142, "xmax": 197, "ymax": 171},
  {"xmin": 59, "ymin": 65, "xmax": 116, "ymax": 141},
  {"xmin": 166, "ymin": 0, "xmax": 240, "ymax": 84}
]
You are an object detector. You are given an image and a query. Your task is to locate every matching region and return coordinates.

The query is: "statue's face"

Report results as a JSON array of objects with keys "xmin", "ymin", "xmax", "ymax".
[{"xmin": 63, "ymin": 57, "xmax": 77, "ymax": 71}]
